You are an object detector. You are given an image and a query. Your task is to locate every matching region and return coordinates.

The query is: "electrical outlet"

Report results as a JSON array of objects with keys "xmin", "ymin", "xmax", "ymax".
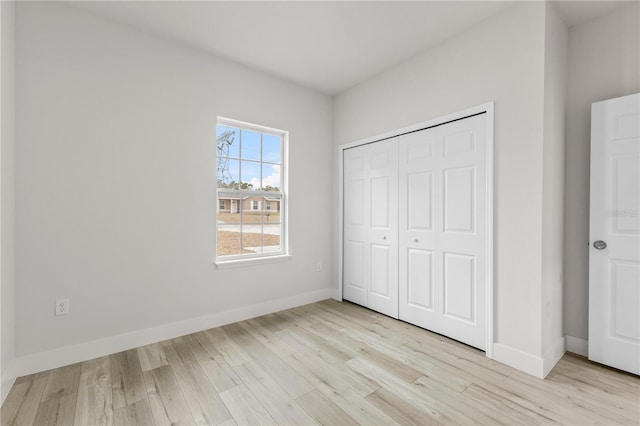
[
  {"xmin": 55, "ymin": 299, "xmax": 69, "ymax": 316},
  {"xmin": 316, "ymin": 261, "xmax": 322, "ymax": 272}
]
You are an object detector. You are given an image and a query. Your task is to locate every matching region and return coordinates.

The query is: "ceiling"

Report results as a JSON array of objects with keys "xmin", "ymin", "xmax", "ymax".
[{"xmin": 68, "ymin": 1, "xmax": 633, "ymax": 96}]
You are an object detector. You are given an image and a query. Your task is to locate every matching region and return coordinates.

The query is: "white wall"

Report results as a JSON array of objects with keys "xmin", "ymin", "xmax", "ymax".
[
  {"xmin": 1, "ymin": 0, "xmax": 16, "ymax": 401},
  {"xmin": 335, "ymin": 1, "xmax": 549, "ymax": 368},
  {"xmin": 564, "ymin": 3, "xmax": 640, "ymax": 350},
  {"xmin": 14, "ymin": 2, "xmax": 333, "ymax": 370},
  {"xmin": 541, "ymin": 3, "xmax": 568, "ymax": 373},
  {"xmin": 10, "ymin": 0, "xmax": 638, "ymax": 381}
]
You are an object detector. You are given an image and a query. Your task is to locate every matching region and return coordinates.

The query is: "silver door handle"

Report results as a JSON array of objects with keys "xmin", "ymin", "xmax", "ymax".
[
  {"xmin": 593, "ymin": 240, "xmax": 607, "ymax": 250},
  {"xmin": 413, "ymin": 238, "xmax": 419, "ymax": 243},
  {"xmin": 382, "ymin": 236, "xmax": 387, "ymax": 240}
]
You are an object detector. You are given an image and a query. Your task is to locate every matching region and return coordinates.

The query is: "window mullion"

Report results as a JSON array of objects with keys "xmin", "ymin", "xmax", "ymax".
[
  {"xmin": 239, "ymin": 129, "xmax": 244, "ymax": 253},
  {"xmin": 259, "ymin": 133, "xmax": 263, "ymax": 253}
]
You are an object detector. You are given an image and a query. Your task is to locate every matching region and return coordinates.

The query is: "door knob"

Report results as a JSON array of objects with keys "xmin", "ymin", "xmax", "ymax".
[
  {"xmin": 383, "ymin": 236, "xmax": 387, "ymax": 240},
  {"xmin": 593, "ymin": 240, "xmax": 607, "ymax": 250},
  {"xmin": 413, "ymin": 238, "xmax": 419, "ymax": 243}
]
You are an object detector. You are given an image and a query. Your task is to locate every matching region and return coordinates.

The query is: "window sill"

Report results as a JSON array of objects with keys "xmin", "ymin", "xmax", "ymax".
[{"xmin": 214, "ymin": 254, "xmax": 292, "ymax": 269}]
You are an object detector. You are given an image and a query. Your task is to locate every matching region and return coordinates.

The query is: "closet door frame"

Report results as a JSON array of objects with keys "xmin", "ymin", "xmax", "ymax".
[{"xmin": 338, "ymin": 102, "xmax": 495, "ymax": 358}]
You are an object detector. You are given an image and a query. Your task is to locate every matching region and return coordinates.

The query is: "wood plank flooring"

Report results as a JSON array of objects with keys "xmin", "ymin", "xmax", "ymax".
[{"xmin": 2, "ymin": 299, "xmax": 639, "ymax": 425}]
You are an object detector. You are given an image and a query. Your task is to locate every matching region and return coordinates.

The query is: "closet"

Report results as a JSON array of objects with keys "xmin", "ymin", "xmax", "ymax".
[{"xmin": 342, "ymin": 113, "xmax": 488, "ymax": 350}]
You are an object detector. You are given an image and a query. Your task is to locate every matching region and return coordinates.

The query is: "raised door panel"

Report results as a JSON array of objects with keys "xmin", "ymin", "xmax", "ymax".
[
  {"xmin": 443, "ymin": 130, "xmax": 476, "ymax": 158},
  {"xmin": 611, "ymin": 155, "xmax": 639, "ymax": 234},
  {"xmin": 370, "ymin": 245, "xmax": 391, "ymax": 298},
  {"xmin": 346, "ymin": 241, "xmax": 366, "ymax": 291},
  {"xmin": 443, "ymin": 166, "xmax": 475, "ymax": 233},
  {"xmin": 407, "ymin": 249, "xmax": 434, "ymax": 310},
  {"xmin": 443, "ymin": 253, "xmax": 475, "ymax": 322},
  {"xmin": 346, "ymin": 179, "xmax": 365, "ymax": 227},
  {"xmin": 370, "ymin": 150, "xmax": 391, "ymax": 170},
  {"xmin": 371, "ymin": 177, "xmax": 391, "ymax": 229},
  {"xmin": 407, "ymin": 172, "xmax": 433, "ymax": 232},
  {"xmin": 406, "ymin": 135, "xmax": 433, "ymax": 165},
  {"xmin": 610, "ymin": 261, "xmax": 640, "ymax": 343}
]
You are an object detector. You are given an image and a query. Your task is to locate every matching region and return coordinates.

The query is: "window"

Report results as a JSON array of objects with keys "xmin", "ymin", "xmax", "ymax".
[
  {"xmin": 216, "ymin": 118, "xmax": 287, "ymax": 262},
  {"xmin": 219, "ymin": 200, "xmax": 225, "ymax": 211}
]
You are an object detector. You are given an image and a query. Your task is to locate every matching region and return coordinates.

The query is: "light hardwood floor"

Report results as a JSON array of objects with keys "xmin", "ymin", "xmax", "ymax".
[{"xmin": 2, "ymin": 299, "xmax": 639, "ymax": 425}]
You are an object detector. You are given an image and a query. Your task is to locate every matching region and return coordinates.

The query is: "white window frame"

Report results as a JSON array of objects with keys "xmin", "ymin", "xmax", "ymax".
[{"xmin": 215, "ymin": 117, "xmax": 289, "ymax": 268}]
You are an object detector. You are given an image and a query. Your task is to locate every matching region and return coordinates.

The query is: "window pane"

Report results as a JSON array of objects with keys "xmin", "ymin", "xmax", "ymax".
[
  {"xmin": 241, "ymin": 209, "xmax": 263, "ymax": 254},
  {"xmin": 218, "ymin": 159, "xmax": 239, "ymax": 189},
  {"xmin": 262, "ymin": 164, "xmax": 281, "ymax": 191},
  {"xmin": 217, "ymin": 224, "xmax": 241, "ymax": 256},
  {"xmin": 241, "ymin": 203, "xmax": 262, "ymax": 223},
  {"xmin": 241, "ymin": 130, "xmax": 261, "ymax": 161},
  {"xmin": 240, "ymin": 161, "xmax": 260, "ymax": 190},
  {"xmin": 217, "ymin": 126, "xmax": 240, "ymax": 159},
  {"xmin": 263, "ymin": 194, "xmax": 281, "ymax": 221},
  {"xmin": 263, "ymin": 222, "xmax": 281, "ymax": 253},
  {"xmin": 217, "ymin": 196, "xmax": 241, "ymax": 222},
  {"xmin": 241, "ymin": 229, "xmax": 262, "ymax": 254},
  {"xmin": 263, "ymin": 133, "xmax": 281, "ymax": 164}
]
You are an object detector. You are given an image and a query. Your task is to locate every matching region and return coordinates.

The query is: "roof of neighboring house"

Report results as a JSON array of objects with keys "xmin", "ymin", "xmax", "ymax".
[
  {"xmin": 218, "ymin": 192, "xmax": 281, "ymax": 202},
  {"xmin": 217, "ymin": 192, "xmax": 241, "ymax": 200}
]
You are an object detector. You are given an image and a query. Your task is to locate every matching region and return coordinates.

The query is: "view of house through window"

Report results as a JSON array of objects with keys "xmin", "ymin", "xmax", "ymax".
[{"xmin": 216, "ymin": 118, "xmax": 286, "ymax": 259}]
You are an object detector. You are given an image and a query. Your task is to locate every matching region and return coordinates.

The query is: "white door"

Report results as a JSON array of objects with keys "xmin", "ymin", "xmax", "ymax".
[
  {"xmin": 367, "ymin": 139, "xmax": 399, "ymax": 318},
  {"xmin": 399, "ymin": 115, "xmax": 487, "ymax": 350},
  {"xmin": 343, "ymin": 145, "xmax": 369, "ymax": 307},
  {"xmin": 399, "ymin": 130, "xmax": 438, "ymax": 330},
  {"xmin": 343, "ymin": 139, "xmax": 399, "ymax": 318},
  {"xmin": 437, "ymin": 115, "xmax": 486, "ymax": 351},
  {"xmin": 589, "ymin": 93, "xmax": 640, "ymax": 375}
]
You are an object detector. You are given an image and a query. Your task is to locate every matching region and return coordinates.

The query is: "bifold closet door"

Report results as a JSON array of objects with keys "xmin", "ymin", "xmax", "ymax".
[
  {"xmin": 399, "ymin": 114, "xmax": 487, "ymax": 350},
  {"xmin": 343, "ymin": 139, "xmax": 399, "ymax": 318},
  {"xmin": 398, "ymin": 130, "xmax": 438, "ymax": 331}
]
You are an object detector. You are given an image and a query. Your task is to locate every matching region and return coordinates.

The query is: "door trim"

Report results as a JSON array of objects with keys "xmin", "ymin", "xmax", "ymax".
[{"xmin": 337, "ymin": 102, "xmax": 495, "ymax": 358}]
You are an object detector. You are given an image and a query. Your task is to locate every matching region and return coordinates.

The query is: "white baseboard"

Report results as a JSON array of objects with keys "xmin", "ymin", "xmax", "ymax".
[
  {"xmin": 12, "ymin": 288, "xmax": 334, "ymax": 379},
  {"xmin": 493, "ymin": 338, "xmax": 567, "ymax": 379},
  {"xmin": 542, "ymin": 336, "xmax": 566, "ymax": 377},
  {"xmin": 493, "ymin": 343, "xmax": 545, "ymax": 378},
  {"xmin": 331, "ymin": 287, "xmax": 342, "ymax": 301},
  {"xmin": 566, "ymin": 335, "xmax": 588, "ymax": 357},
  {"xmin": 1, "ymin": 361, "xmax": 16, "ymax": 406}
]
